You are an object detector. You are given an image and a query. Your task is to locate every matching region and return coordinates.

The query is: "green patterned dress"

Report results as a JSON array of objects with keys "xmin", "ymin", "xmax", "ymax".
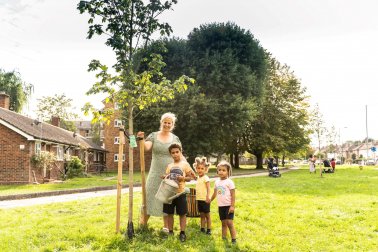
[{"xmin": 145, "ymin": 132, "xmax": 181, "ymax": 217}]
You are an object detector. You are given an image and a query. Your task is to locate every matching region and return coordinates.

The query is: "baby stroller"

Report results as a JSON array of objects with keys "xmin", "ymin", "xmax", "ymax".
[
  {"xmin": 267, "ymin": 158, "xmax": 281, "ymax": 178},
  {"xmin": 323, "ymin": 159, "xmax": 334, "ymax": 173}
]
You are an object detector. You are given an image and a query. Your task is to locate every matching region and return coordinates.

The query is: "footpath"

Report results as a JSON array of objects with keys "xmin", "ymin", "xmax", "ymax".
[{"xmin": 0, "ymin": 166, "xmax": 299, "ymax": 209}]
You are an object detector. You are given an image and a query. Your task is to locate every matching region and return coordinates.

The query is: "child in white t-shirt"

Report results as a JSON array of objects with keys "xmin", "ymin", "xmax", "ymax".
[
  {"xmin": 210, "ymin": 161, "xmax": 237, "ymax": 244},
  {"xmin": 193, "ymin": 157, "xmax": 212, "ymax": 235}
]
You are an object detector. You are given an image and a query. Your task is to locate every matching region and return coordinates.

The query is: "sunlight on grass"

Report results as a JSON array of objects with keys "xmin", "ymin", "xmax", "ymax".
[{"xmin": 1, "ymin": 165, "xmax": 378, "ymax": 251}]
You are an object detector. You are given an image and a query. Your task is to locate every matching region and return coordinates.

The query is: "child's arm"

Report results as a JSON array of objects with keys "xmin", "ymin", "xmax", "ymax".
[
  {"xmin": 205, "ymin": 181, "xmax": 211, "ymax": 203},
  {"xmin": 229, "ymin": 189, "xmax": 235, "ymax": 214},
  {"xmin": 161, "ymin": 165, "xmax": 170, "ymax": 179},
  {"xmin": 210, "ymin": 188, "xmax": 217, "ymax": 202}
]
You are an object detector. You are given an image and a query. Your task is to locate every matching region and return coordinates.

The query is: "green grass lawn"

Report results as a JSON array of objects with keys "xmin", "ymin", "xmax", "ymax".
[
  {"xmin": 1, "ymin": 165, "xmax": 377, "ymax": 251},
  {"xmin": 0, "ymin": 164, "xmax": 291, "ymax": 196}
]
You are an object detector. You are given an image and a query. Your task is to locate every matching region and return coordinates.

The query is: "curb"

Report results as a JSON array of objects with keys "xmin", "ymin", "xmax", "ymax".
[{"xmin": 0, "ymin": 166, "xmax": 295, "ymax": 201}]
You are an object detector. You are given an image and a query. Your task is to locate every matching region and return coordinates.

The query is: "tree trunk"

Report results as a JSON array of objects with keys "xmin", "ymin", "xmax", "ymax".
[
  {"xmin": 274, "ymin": 156, "xmax": 279, "ymax": 167},
  {"xmin": 234, "ymin": 152, "xmax": 239, "ymax": 168},
  {"xmin": 230, "ymin": 153, "xmax": 234, "ymax": 168},
  {"xmin": 128, "ymin": 104, "xmax": 134, "ymax": 225},
  {"xmin": 281, "ymin": 155, "xmax": 285, "ymax": 167},
  {"xmin": 217, "ymin": 153, "xmax": 222, "ymax": 166},
  {"xmin": 187, "ymin": 156, "xmax": 196, "ymax": 171},
  {"xmin": 256, "ymin": 152, "xmax": 264, "ymax": 169}
]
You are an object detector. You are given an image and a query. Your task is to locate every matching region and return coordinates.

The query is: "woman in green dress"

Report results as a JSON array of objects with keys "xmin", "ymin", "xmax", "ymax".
[{"xmin": 137, "ymin": 112, "xmax": 189, "ymax": 233}]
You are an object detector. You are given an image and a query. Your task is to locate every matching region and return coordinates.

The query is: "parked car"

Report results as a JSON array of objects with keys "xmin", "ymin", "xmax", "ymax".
[
  {"xmin": 302, "ymin": 160, "xmax": 308, "ymax": 164},
  {"xmin": 366, "ymin": 159, "xmax": 375, "ymax": 165},
  {"xmin": 315, "ymin": 160, "xmax": 323, "ymax": 165}
]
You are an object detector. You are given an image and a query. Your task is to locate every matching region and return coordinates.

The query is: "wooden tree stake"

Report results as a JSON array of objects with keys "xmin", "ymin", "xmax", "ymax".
[
  {"xmin": 115, "ymin": 126, "xmax": 124, "ymax": 233},
  {"xmin": 140, "ymin": 138, "xmax": 147, "ymax": 227}
]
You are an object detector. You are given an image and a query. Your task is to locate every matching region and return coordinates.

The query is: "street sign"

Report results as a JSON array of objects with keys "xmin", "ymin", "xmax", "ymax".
[{"xmin": 371, "ymin": 147, "xmax": 376, "ymax": 152}]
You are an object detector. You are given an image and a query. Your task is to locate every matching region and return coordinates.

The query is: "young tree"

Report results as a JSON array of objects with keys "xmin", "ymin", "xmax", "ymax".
[
  {"xmin": 34, "ymin": 94, "xmax": 80, "ymax": 132},
  {"xmin": 325, "ymin": 126, "xmax": 338, "ymax": 159},
  {"xmin": 311, "ymin": 103, "xmax": 327, "ymax": 177},
  {"xmin": 90, "ymin": 121, "xmax": 103, "ymax": 146},
  {"xmin": 0, "ymin": 69, "xmax": 33, "ymax": 113},
  {"xmin": 77, "ymin": 0, "xmax": 193, "ymax": 234}
]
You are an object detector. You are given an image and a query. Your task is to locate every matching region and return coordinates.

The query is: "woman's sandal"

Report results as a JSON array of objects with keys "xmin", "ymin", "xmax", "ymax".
[{"xmin": 162, "ymin": 227, "xmax": 169, "ymax": 234}]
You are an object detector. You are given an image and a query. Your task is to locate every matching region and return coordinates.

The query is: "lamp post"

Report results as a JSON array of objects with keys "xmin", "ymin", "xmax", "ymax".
[{"xmin": 339, "ymin": 127, "xmax": 347, "ymax": 164}]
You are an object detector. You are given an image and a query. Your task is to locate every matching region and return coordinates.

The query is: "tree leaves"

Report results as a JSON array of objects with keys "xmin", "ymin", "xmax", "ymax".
[{"xmin": 0, "ymin": 69, "xmax": 34, "ymax": 113}]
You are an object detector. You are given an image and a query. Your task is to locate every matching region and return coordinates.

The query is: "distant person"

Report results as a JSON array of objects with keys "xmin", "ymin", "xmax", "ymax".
[
  {"xmin": 331, "ymin": 158, "xmax": 336, "ymax": 172},
  {"xmin": 308, "ymin": 155, "xmax": 316, "ymax": 174},
  {"xmin": 267, "ymin": 155, "xmax": 274, "ymax": 169}
]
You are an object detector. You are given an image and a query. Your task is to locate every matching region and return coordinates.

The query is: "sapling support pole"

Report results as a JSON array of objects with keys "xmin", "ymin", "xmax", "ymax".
[
  {"xmin": 140, "ymin": 138, "xmax": 147, "ymax": 227},
  {"xmin": 115, "ymin": 126, "xmax": 124, "ymax": 233}
]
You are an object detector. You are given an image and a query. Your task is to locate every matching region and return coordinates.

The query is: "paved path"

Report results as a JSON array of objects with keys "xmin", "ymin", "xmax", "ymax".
[{"xmin": 0, "ymin": 167, "xmax": 298, "ymax": 209}]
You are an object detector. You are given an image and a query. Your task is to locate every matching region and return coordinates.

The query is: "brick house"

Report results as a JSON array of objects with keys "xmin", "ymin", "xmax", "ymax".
[
  {"xmin": 0, "ymin": 92, "xmax": 108, "ymax": 185},
  {"xmin": 102, "ymin": 100, "xmax": 152, "ymax": 171}
]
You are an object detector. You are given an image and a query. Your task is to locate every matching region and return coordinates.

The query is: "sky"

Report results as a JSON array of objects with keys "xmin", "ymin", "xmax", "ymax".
[{"xmin": 1, "ymin": 0, "xmax": 378, "ymax": 146}]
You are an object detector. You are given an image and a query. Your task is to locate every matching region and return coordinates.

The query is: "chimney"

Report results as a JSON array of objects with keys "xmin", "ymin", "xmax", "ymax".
[
  {"xmin": 0, "ymin": 92, "xmax": 10, "ymax": 110},
  {"xmin": 52, "ymin": 116, "xmax": 60, "ymax": 128}
]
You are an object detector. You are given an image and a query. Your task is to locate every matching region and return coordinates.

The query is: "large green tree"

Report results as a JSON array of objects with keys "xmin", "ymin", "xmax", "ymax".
[
  {"xmin": 34, "ymin": 94, "xmax": 80, "ymax": 132},
  {"xmin": 243, "ymin": 57, "xmax": 310, "ymax": 169},
  {"xmin": 133, "ymin": 23, "xmax": 267, "ymax": 167},
  {"xmin": 0, "ymin": 69, "xmax": 33, "ymax": 113}
]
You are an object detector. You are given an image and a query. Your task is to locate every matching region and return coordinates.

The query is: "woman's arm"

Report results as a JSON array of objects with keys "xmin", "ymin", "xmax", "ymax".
[{"xmin": 137, "ymin": 132, "xmax": 153, "ymax": 151}]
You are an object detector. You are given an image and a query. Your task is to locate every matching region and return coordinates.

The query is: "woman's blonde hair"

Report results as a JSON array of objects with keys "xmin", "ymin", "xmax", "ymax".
[
  {"xmin": 193, "ymin": 157, "xmax": 211, "ymax": 173},
  {"xmin": 160, "ymin": 112, "xmax": 176, "ymax": 131}
]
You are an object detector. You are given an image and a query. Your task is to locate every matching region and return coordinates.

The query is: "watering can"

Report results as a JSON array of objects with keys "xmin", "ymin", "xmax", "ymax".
[{"xmin": 155, "ymin": 175, "xmax": 186, "ymax": 204}]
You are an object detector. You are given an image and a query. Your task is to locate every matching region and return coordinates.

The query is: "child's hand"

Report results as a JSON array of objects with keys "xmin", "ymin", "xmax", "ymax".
[
  {"xmin": 137, "ymin": 132, "xmax": 144, "ymax": 138},
  {"xmin": 176, "ymin": 175, "xmax": 183, "ymax": 182},
  {"xmin": 205, "ymin": 197, "xmax": 210, "ymax": 204},
  {"xmin": 161, "ymin": 174, "xmax": 167, "ymax": 179},
  {"xmin": 228, "ymin": 206, "xmax": 234, "ymax": 214}
]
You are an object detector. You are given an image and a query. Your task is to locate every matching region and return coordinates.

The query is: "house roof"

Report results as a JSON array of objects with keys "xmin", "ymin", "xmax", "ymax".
[
  {"xmin": 358, "ymin": 142, "xmax": 377, "ymax": 150},
  {"xmin": 0, "ymin": 107, "xmax": 107, "ymax": 152},
  {"xmin": 73, "ymin": 120, "xmax": 92, "ymax": 130}
]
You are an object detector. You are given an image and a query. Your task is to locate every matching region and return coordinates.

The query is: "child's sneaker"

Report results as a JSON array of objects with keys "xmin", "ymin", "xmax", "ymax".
[
  {"xmin": 232, "ymin": 239, "xmax": 237, "ymax": 244},
  {"xmin": 179, "ymin": 233, "xmax": 186, "ymax": 242},
  {"xmin": 198, "ymin": 230, "xmax": 205, "ymax": 234},
  {"xmin": 206, "ymin": 231, "xmax": 211, "ymax": 236}
]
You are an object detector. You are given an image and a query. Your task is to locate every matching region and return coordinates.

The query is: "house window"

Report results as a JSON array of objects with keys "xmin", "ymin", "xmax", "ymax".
[
  {"xmin": 57, "ymin": 146, "xmax": 63, "ymax": 160},
  {"xmin": 114, "ymin": 120, "xmax": 122, "ymax": 127},
  {"xmin": 114, "ymin": 137, "xmax": 126, "ymax": 144},
  {"xmin": 94, "ymin": 151, "xmax": 97, "ymax": 161},
  {"xmin": 65, "ymin": 148, "xmax": 71, "ymax": 160},
  {"xmin": 115, "ymin": 103, "xmax": 119, "ymax": 110},
  {"xmin": 114, "ymin": 154, "xmax": 125, "ymax": 162},
  {"xmin": 35, "ymin": 143, "xmax": 41, "ymax": 155}
]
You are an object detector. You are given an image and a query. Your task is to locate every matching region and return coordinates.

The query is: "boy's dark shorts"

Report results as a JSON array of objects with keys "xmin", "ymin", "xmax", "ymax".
[
  {"xmin": 163, "ymin": 194, "xmax": 187, "ymax": 215},
  {"xmin": 218, "ymin": 206, "xmax": 234, "ymax": 220},
  {"xmin": 197, "ymin": 200, "xmax": 210, "ymax": 213}
]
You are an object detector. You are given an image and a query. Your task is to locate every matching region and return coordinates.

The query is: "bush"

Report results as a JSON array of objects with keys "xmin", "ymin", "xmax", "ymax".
[{"xmin": 62, "ymin": 156, "xmax": 85, "ymax": 180}]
